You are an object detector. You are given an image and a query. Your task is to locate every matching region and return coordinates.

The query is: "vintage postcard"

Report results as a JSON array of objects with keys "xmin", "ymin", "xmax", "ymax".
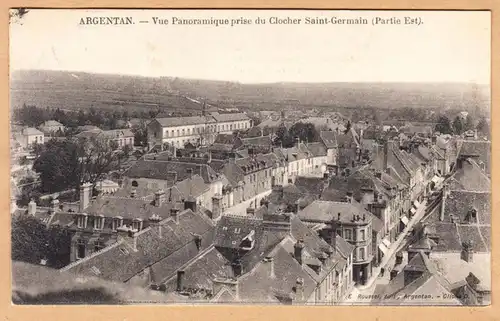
[{"xmin": 9, "ymin": 9, "xmax": 491, "ymax": 306}]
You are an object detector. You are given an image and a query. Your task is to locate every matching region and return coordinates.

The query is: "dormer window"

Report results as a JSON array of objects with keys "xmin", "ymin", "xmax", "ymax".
[
  {"xmin": 77, "ymin": 214, "xmax": 88, "ymax": 229},
  {"xmin": 112, "ymin": 216, "xmax": 124, "ymax": 231},
  {"xmin": 132, "ymin": 218, "xmax": 143, "ymax": 231},
  {"xmin": 466, "ymin": 208, "xmax": 478, "ymax": 224},
  {"xmin": 94, "ymin": 215, "xmax": 105, "ymax": 230}
]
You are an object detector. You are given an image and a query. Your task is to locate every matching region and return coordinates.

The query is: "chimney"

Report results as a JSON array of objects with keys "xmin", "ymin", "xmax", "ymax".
[
  {"xmin": 186, "ymin": 168, "xmax": 193, "ymax": 179},
  {"xmin": 184, "ymin": 196, "xmax": 197, "ymax": 213},
  {"xmin": 176, "ymin": 270, "xmax": 185, "ymax": 292},
  {"xmin": 28, "ymin": 199, "xmax": 37, "ymax": 216},
  {"xmin": 231, "ymin": 258, "xmax": 244, "ymax": 277},
  {"xmin": 149, "ymin": 214, "xmax": 163, "ymax": 238},
  {"xmin": 50, "ymin": 199, "xmax": 60, "ymax": 213},
  {"xmin": 168, "ymin": 170, "xmax": 178, "ymax": 184},
  {"xmin": 79, "ymin": 182, "xmax": 92, "ymax": 212},
  {"xmin": 294, "ymin": 278, "xmax": 304, "ymax": 301},
  {"xmin": 264, "ymin": 256, "xmax": 275, "ymax": 278},
  {"xmin": 440, "ymin": 185, "xmax": 448, "ymax": 221},
  {"xmin": 170, "ymin": 207, "xmax": 180, "ymax": 224},
  {"xmin": 461, "ymin": 240, "xmax": 474, "ymax": 263},
  {"xmin": 345, "ymin": 191, "xmax": 353, "ymax": 203},
  {"xmin": 294, "ymin": 239, "xmax": 305, "ymax": 266},
  {"xmin": 330, "ymin": 217, "xmax": 339, "ymax": 251},
  {"xmin": 154, "ymin": 190, "xmax": 165, "ymax": 207},
  {"xmin": 295, "ymin": 137, "xmax": 300, "ymax": 147},
  {"xmin": 211, "ymin": 194, "xmax": 223, "ymax": 220}
]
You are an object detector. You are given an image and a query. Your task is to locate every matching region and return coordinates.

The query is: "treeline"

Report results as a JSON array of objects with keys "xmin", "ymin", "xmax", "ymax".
[
  {"xmin": 434, "ymin": 114, "xmax": 490, "ymax": 138},
  {"xmin": 12, "ymin": 104, "xmax": 159, "ymax": 130}
]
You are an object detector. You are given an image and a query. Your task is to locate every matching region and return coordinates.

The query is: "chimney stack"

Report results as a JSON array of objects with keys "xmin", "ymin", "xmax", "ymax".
[
  {"xmin": 294, "ymin": 278, "xmax": 304, "ymax": 301},
  {"xmin": 50, "ymin": 199, "xmax": 60, "ymax": 213},
  {"xmin": 170, "ymin": 207, "xmax": 180, "ymax": 224},
  {"xmin": 28, "ymin": 199, "xmax": 37, "ymax": 216},
  {"xmin": 211, "ymin": 194, "xmax": 223, "ymax": 220},
  {"xmin": 461, "ymin": 240, "xmax": 474, "ymax": 263},
  {"xmin": 79, "ymin": 182, "xmax": 92, "ymax": 212},
  {"xmin": 176, "ymin": 270, "xmax": 185, "ymax": 292},
  {"xmin": 294, "ymin": 239, "xmax": 305, "ymax": 266},
  {"xmin": 154, "ymin": 190, "xmax": 165, "ymax": 207}
]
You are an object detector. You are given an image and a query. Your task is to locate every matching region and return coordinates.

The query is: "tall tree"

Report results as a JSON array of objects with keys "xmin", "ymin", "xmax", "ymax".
[
  {"xmin": 273, "ymin": 124, "xmax": 294, "ymax": 148},
  {"xmin": 452, "ymin": 116, "xmax": 464, "ymax": 135},
  {"xmin": 288, "ymin": 122, "xmax": 320, "ymax": 143},
  {"xmin": 434, "ymin": 115, "xmax": 452, "ymax": 135},
  {"xmin": 476, "ymin": 117, "xmax": 490, "ymax": 138},
  {"xmin": 464, "ymin": 114, "xmax": 475, "ymax": 132}
]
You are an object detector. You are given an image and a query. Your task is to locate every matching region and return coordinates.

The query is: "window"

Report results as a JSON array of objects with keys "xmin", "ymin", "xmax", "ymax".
[
  {"xmin": 94, "ymin": 216, "xmax": 104, "ymax": 230},
  {"xmin": 77, "ymin": 239, "xmax": 86, "ymax": 259},
  {"xmin": 165, "ymin": 131, "xmax": 169, "ymax": 137},
  {"xmin": 94, "ymin": 240, "xmax": 104, "ymax": 252},
  {"xmin": 132, "ymin": 219, "xmax": 143, "ymax": 231},
  {"xmin": 359, "ymin": 247, "xmax": 365, "ymax": 260},
  {"xmin": 171, "ymin": 130, "xmax": 174, "ymax": 137},
  {"xmin": 235, "ymin": 228, "xmax": 241, "ymax": 234},
  {"xmin": 182, "ymin": 129, "xmax": 185, "ymax": 136},
  {"xmin": 177, "ymin": 130, "xmax": 180, "ymax": 136},
  {"xmin": 131, "ymin": 180, "xmax": 138, "ymax": 187},
  {"xmin": 360, "ymin": 229, "xmax": 366, "ymax": 241},
  {"xmin": 112, "ymin": 217, "xmax": 123, "ymax": 231},
  {"xmin": 345, "ymin": 229, "xmax": 352, "ymax": 240},
  {"xmin": 77, "ymin": 214, "xmax": 87, "ymax": 229},
  {"xmin": 187, "ymin": 128, "xmax": 191, "ymax": 135}
]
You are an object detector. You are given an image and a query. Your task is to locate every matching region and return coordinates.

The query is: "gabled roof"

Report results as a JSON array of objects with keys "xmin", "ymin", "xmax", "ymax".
[
  {"xmin": 298, "ymin": 200, "xmax": 373, "ymax": 224},
  {"xmin": 155, "ymin": 116, "xmax": 214, "ymax": 127},
  {"xmin": 319, "ymin": 131, "xmax": 338, "ymax": 149},
  {"xmin": 22, "ymin": 127, "xmax": 43, "ymax": 136},
  {"xmin": 448, "ymin": 159, "xmax": 490, "ymax": 192},
  {"xmin": 63, "ymin": 209, "xmax": 216, "ymax": 284},
  {"xmin": 124, "ymin": 160, "xmax": 220, "ymax": 184},
  {"xmin": 305, "ymin": 142, "xmax": 327, "ymax": 157},
  {"xmin": 210, "ymin": 112, "xmax": 249, "ymax": 123}
]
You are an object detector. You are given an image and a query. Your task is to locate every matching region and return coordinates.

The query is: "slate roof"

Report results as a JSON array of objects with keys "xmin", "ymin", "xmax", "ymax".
[
  {"xmin": 319, "ymin": 131, "xmax": 338, "ymax": 149},
  {"xmin": 163, "ymin": 246, "xmax": 234, "ymax": 293},
  {"xmin": 238, "ymin": 237, "xmax": 317, "ymax": 304},
  {"xmin": 64, "ymin": 209, "xmax": 216, "ymax": 284},
  {"xmin": 242, "ymin": 136, "xmax": 273, "ymax": 147},
  {"xmin": 124, "ymin": 160, "xmax": 220, "ymax": 183},
  {"xmin": 294, "ymin": 176, "xmax": 327, "ymax": 196},
  {"xmin": 448, "ymin": 159, "xmax": 490, "ymax": 192},
  {"xmin": 101, "ymin": 129, "xmax": 134, "ymax": 139},
  {"xmin": 458, "ymin": 140, "xmax": 491, "ymax": 173},
  {"xmin": 40, "ymin": 120, "xmax": 64, "ymax": 127},
  {"xmin": 155, "ymin": 116, "xmax": 214, "ymax": 127},
  {"xmin": 298, "ymin": 200, "xmax": 374, "ymax": 224},
  {"xmin": 305, "ymin": 142, "xmax": 327, "ymax": 157},
  {"xmin": 22, "ymin": 127, "xmax": 43, "ymax": 136},
  {"xmin": 210, "ymin": 112, "xmax": 250, "ymax": 123}
]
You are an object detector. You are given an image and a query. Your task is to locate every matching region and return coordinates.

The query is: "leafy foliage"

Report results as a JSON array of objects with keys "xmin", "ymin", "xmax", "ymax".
[
  {"xmin": 11, "ymin": 215, "xmax": 71, "ymax": 268},
  {"xmin": 272, "ymin": 122, "xmax": 319, "ymax": 148},
  {"xmin": 452, "ymin": 116, "xmax": 464, "ymax": 135},
  {"xmin": 434, "ymin": 115, "xmax": 453, "ymax": 135}
]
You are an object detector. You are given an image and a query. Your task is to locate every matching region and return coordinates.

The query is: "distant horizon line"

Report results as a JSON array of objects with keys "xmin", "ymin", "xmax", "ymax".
[{"xmin": 11, "ymin": 68, "xmax": 490, "ymax": 86}]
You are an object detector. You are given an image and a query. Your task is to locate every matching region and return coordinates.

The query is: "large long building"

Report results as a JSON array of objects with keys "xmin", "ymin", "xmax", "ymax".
[{"xmin": 147, "ymin": 112, "xmax": 252, "ymax": 149}]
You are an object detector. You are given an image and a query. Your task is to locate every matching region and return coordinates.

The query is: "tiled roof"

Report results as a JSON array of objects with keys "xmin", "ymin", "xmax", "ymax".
[
  {"xmin": 298, "ymin": 200, "xmax": 373, "ymax": 224},
  {"xmin": 41, "ymin": 120, "xmax": 63, "ymax": 127},
  {"xmin": 238, "ymin": 237, "xmax": 317, "ymax": 303},
  {"xmin": 22, "ymin": 127, "xmax": 43, "ymax": 136},
  {"xmin": 64, "ymin": 209, "xmax": 216, "ymax": 283},
  {"xmin": 213, "ymin": 134, "xmax": 242, "ymax": 147},
  {"xmin": 101, "ymin": 129, "xmax": 134, "ymax": 139},
  {"xmin": 210, "ymin": 112, "xmax": 250, "ymax": 123},
  {"xmin": 174, "ymin": 174, "xmax": 211, "ymax": 198},
  {"xmin": 242, "ymin": 136, "xmax": 273, "ymax": 147},
  {"xmin": 155, "ymin": 116, "xmax": 214, "ymax": 127},
  {"xmin": 444, "ymin": 190, "xmax": 490, "ymax": 225},
  {"xmin": 305, "ymin": 142, "xmax": 327, "ymax": 157},
  {"xmin": 124, "ymin": 160, "xmax": 220, "ymax": 183},
  {"xmin": 163, "ymin": 246, "xmax": 234, "ymax": 293},
  {"xmin": 294, "ymin": 177, "xmax": 327, "ymax": 196},
  {"xmin": 319, "ymin": 131, "xmax": 338, "ymax": 149},
  {"xmin": 448, "ymin": 159, "xmax": 490, "ymax": 192},
  {"xmin": 215, "ymin": 215, "xmax": 263, "ymax": 250},
  {"xmin": 431, "ymin": 252, "xmax": 490, "ymax": 291}
]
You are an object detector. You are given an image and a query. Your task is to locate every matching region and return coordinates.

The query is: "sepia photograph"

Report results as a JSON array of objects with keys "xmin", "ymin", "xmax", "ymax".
[{"xmin": 9, "ymin": 9, "xmax": 491, "ymax": 306}]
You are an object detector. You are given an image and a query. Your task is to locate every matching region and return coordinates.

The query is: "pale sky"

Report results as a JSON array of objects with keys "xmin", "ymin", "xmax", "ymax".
[{"xmin": 9, "ymin": 9, "xmax": 491, "ymax": 84}]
